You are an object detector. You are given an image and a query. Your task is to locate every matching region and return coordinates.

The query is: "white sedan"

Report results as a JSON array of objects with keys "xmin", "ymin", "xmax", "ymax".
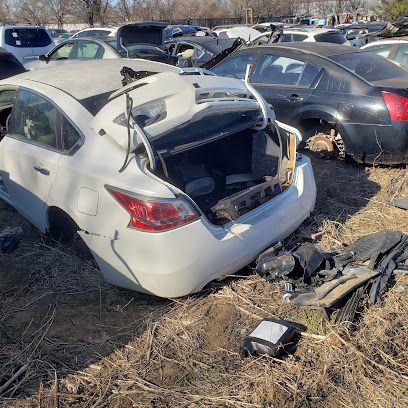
[{"xmin": 0, "ymin": 59, "xmax": 316, "ymax": 297}]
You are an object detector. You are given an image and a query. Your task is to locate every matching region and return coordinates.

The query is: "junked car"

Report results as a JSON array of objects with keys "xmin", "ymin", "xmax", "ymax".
[
  {"xmin": 0, "ymin": 59, "xmax": 316, "ymax": 298},
  {"xmin": 207, "ymin": 43, "xmax": 408, "ymax": 164},
  {"xmin": 25, "ymin": 23, "xmax": 172, "ymax": 70}
]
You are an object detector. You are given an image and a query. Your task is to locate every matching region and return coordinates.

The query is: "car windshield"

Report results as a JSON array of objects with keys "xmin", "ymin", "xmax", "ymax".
[
  {"xmin": 314, "ymin": 32, "xmax": 347, "ymax": 44},
  {"xmin": 330, "ymin": 51, "xmax": 408, "ymax": 82},
  {"xmin": 202, "ymin": 39, "xmax": 235, "ymax": 55},
  {"xmin": 4, "ymin": 28, "xmax": 52, "ymax": 47}
]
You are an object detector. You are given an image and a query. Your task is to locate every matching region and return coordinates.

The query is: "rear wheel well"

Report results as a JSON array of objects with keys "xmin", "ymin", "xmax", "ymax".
[
  {"xmin": 299, "ymin": 118, "xmax": 333, "ymax": 139},
  {"xmin": 47, "ymin": 207, "xmax": 79, "ymax": 243}
]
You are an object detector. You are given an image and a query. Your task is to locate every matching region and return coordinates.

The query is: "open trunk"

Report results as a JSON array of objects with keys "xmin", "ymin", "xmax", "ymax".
[{"xmin": 153, "ymin": 123, "xmax": 296, "ymax": 225}]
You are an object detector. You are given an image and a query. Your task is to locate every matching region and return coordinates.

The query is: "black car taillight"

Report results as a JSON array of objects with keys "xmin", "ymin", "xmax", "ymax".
[{"xmin": 381, "ymin": 91, "xmax": 408, "ymax": 121}]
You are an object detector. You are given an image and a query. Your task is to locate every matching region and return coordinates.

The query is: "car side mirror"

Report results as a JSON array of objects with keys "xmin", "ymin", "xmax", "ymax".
[{"xmin": 38, "ymin": 54, "xmax": 48, "ymax": 62}]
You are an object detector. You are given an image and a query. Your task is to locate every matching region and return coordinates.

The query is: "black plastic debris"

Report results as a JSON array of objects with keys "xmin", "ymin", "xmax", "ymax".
[
  {"xmin": 0, "ymin": 227, "xmax": 22, "ymax": 254},
  {"xmin": 0, "ymin": 235, "xmax": 19, "ymax": 253},
  {"xmin": 240, "ymin": 319, "xmax": 296, "ymax": 358},
  {"xmin": 256, "ymin": 231, "xmax": 408, "ymax": 322}
]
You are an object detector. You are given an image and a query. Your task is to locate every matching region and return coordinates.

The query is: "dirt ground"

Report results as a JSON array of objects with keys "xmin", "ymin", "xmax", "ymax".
[{"xmin": 1, "ymin": 154, "xmax": 408, "ymax": 407}]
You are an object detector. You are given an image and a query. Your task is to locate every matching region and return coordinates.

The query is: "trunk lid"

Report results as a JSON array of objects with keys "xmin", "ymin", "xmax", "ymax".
[{"xmin": 92, "ymin": 71, "xmax": 262, "ymax": 162}]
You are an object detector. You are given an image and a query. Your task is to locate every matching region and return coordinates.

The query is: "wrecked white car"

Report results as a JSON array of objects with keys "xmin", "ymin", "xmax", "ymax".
[{"xmin": 0, "ymin": 59, "xmax": 316, "ymax": 297}]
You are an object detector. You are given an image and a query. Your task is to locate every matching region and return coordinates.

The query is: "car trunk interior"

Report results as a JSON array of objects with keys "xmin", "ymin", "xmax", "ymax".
[{"xmin": 153, "ymin": 125, "xmax": 295, "ymax": 225}]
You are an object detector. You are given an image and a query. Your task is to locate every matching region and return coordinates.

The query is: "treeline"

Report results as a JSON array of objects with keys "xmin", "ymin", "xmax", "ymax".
[{"xmin": 0, "ymin": 0, "xmax": 403, "ymax": 28}]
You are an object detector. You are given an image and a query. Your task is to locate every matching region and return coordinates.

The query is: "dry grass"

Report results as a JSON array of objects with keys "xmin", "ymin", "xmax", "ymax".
[{"xmin": 1, "ymin": 155, "xmax": 408, "ymax": 407}]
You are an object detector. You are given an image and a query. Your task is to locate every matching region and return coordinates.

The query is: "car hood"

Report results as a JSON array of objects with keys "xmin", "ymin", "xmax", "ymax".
[{"xmin": 92, "ymin": 71, "xmax": 260, "ymax": 155}]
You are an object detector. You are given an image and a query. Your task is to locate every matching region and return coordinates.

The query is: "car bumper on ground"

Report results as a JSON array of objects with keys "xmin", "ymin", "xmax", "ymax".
[{"xmin": 79, "ymin": 155, "xmax": 316, "ymax": 298}]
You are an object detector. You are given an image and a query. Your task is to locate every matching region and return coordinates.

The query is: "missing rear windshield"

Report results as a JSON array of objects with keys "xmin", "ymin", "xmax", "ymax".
[{"xmin": 140, "ymin": 110, "xmax": 260, "ymax": 155}]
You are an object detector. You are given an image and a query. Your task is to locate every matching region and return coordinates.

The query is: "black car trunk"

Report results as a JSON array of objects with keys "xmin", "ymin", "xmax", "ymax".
[{"xmin": 153, "ymin": 124, "xmax": 294, "ymax": 225}]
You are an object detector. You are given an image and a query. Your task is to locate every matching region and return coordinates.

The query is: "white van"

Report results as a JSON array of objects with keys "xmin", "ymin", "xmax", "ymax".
[{"xmin": 0, "ymin": 26, "xmax": 54, "ymax": 63}]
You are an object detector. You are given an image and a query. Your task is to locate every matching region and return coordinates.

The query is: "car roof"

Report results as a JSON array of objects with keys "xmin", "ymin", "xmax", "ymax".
[
  {"xmin": 252, "ymin": 42, "xmax": 359, "ymax": 56},
  {"xmin": 7, "ymin": 59, "xmax": 179, "ymax": 101}
]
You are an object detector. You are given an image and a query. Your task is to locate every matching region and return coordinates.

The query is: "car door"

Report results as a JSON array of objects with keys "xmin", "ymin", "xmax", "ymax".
[
  {"xmin": 250, "ymin": 52, "xmax": 321, "ymax": 123},
  {"xmin": 45, "ymin": 41, "xmax": 75, "ymax": 67},
  {"xmin": 70, "ymin": 39, "xmax": 105, "ymax": 60},
  {"xmin": 0, "ymin": 88, "xmax": 62, "ymax": 230}
]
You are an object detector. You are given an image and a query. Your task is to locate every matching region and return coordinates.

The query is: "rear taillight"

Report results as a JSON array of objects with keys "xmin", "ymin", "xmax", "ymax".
[
  {"xmin": 381, "ymin": 91, "xmax": 408, "ymax": 121},
  {"xmin": 106, "ymin": 186, "xmax": 199, "ymax": 232}
]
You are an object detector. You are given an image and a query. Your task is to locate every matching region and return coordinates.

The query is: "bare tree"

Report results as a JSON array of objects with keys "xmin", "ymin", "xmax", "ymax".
[
  {"xmin": 44, "ymin": 0, "xmax": 69, "ymax": 28},
  {"xmin": 15, "ymin": 0, "xmax": 50, "ymax": 25},
  {"xmin": 70, "ymin": 0, "xmax": 111, "ymax": 27}
]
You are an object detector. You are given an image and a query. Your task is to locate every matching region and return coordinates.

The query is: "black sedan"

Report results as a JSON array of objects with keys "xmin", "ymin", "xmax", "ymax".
[{"xmin": 208, "ymin": 43, "xmax": 408, "ymax": 164}]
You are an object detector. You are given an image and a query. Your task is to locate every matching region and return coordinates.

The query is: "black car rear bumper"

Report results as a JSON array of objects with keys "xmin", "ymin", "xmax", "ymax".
[{"xmin": 340, "ymin": 121, "xmax": 408, "ymax": 164}]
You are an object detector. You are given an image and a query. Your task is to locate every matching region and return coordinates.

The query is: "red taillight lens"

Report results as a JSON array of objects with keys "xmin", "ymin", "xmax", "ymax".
[
  {"xmin": 106, "ymin": 186, "xmax": 199, "ymax": 232},
  {"xmin": 381, "ymin": 91, "xmax": 408, "ymax": 121}
]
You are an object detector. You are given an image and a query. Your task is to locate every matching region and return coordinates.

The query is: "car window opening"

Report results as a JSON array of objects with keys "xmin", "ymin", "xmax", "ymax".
[{"xmin": 0, "ymin": 89, "xmax": 17, "ymax": 143}]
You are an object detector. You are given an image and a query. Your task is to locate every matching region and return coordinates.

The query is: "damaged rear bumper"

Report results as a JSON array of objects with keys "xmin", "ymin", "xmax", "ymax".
[{"xmin": 79, "ymin": 154, "xmax": 316, "ymax": 298}]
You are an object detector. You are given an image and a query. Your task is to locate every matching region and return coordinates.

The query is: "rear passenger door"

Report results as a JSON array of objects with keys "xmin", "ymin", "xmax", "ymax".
[
  {"xmin": 250, "ymin": 52, "xmax": 321, "ymax": 123},
  {"xmin": 0, "ymin": 89, "xmax": 75, "ymax": 230},
  {"xmin": 70, "ymin": 40, "xmax": 105, "ymax": 60}
]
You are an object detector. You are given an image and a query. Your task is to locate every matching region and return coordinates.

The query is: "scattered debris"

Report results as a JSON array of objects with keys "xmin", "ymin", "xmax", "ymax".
[
  {"xmin": 256, "ymin": 231, "xmax": 408, "ymax": 322},
  {"xmin": 240, "ymin": 318, "xmax": 296, "ymax": 358},
  {"xmin": 391, "ymin": 197, "xmax": 408, "ymax": 210}
]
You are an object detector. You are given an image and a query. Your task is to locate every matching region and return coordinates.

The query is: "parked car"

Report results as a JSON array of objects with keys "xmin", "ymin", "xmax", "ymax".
[
  {"xmin": 249, "ymin": 27, "xmax": 349, "ymax": 46},
  {"xmin": 25, "ymin": 24, "xmax": 172, "ymax": 70},
  {"xmin": 0, "ymin": 58, "xmax": 316, "ymax": 297},
  {"xmin": 71, "ymin": 27, "xmax": 117, "ymax": 39},
  {"xmin": 208, "ymin": 42, "xmax": 408, "ymax": 164},
  {"xmin": 24, "ymin": 38, "xmax": 121, "ymax": 70},
  {"xmin": 54, "ymin": 32, "xmax": 72, "ymax": 45},
  {"xmin": 213, "ymin": 26, "xmax": 261, "ymax": 42},
  {"xmin": 0, "ymin": 47, "xmax": 26, "ymax": 79},
  {"xmin": 361, "ymin": 38, "xmax": 408, "ymax": 68},
  {"xmin": 336, "ymin": 23, "xmax": 387, "ymax": 46},
  {"xmin": 0, "ymin": 26, "xmax": 54, "ymax": 63},
  {"xmin": 47, "ymin": 28, "xmax": 68, "ymax": 39},
  {"xmin": 164, "ymin": 36, "xmax": 237, "ymax": 66}
]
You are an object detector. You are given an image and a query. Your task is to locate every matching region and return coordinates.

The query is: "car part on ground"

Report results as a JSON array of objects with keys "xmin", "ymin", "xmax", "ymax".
[
  {"xmin": 391, "ymin": 197, "xmax": 408, "ymax": 210},
  {"xmin": 240, "ymin": 318, "xmax": 296, "ymax": 358},
  {"xmin": 0, "ymin": 58, "xmax": 316, "ymax": 298},
  {"xmin": 206, "ymin": 42, "xmax": 408, "ymax": 165},
  {"xmin": 256, "ymin": 231, "xmax": 408, "ymax": 322}
]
